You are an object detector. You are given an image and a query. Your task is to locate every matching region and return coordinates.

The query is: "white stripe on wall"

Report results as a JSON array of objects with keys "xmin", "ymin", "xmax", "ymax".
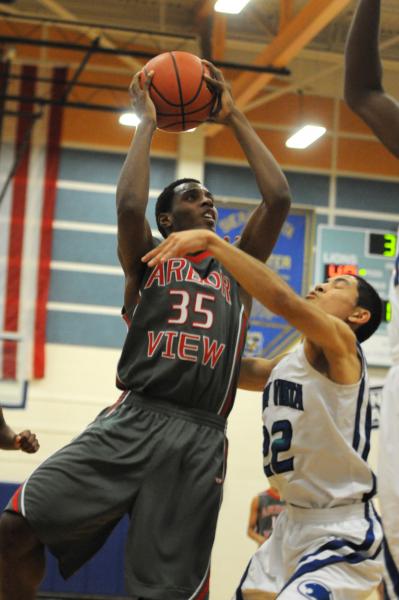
[
  {"xmin": 51, "ymin": 260, "xmax": 123, "ymax": 275},
  {"xmin": 47, "ymin": 301, "xmax": 120, "ymax": 316}
]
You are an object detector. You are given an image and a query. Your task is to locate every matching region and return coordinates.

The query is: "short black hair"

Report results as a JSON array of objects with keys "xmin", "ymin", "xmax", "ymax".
[
  {"xmin": 353, "ymin": 275, "xmax": 383, "ymax": 343},
  {"xmin": 155, "ymin": 178, "xmax": 201, "ymax": 238}
]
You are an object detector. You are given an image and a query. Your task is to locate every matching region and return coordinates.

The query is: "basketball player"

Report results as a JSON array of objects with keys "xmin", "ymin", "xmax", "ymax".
[
  {"xmin": 0, "ymin": 407, "xmax": 39, "ymax": 453},
  {"xmin": 0, "ymin": 61, "xmax": 291, "ymax": 600},
  {"xmin": 345, "ymin": 3, "xmax": 399, "ymax": 596},
  {"xmin": 143, "ymin": 228, "xmax": 384, "ymax": 599},
  {"xmin": 247, "ymin": 488, "xmax": 285, "ymax": 546}
]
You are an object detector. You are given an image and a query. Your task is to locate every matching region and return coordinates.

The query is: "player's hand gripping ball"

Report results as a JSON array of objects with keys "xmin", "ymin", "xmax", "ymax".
[{"xmin": 140, "ymin": 51, "xmax": 220, "ymax": 132}]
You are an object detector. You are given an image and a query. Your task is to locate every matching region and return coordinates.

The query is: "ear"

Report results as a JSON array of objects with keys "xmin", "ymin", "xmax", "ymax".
[
  {"xmin": 158, "ymin": 212, "xmax": 173, "ymax": 232},
  {"xmin": 348, "ymin": 308, "xmax": 371, "ymax": 327}
]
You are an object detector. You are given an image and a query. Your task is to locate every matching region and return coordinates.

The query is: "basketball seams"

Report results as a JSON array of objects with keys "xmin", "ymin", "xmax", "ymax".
[
  {"xmin": 170, "ymin": 51, "xmax": 186, "ymax": 130},
  {"xmin": 143, "ymin": 51, "xmax": 215, "ymax": 131},
  {"xmin": 156, "ymin": 97, "xmax": 216, "ymax": 117}
]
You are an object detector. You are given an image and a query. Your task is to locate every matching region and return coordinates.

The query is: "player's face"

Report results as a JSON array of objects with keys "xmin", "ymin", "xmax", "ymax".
[
  {"xmin": 170, "ymin": 182, "xmax": 218, "ymax": 233},
  {"xmin": 305, "ymin": 275, "xmax": 360, "ymax": 320}
]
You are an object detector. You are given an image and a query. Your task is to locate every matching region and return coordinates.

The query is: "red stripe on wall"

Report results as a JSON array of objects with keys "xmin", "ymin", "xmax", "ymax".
[
  {"xmin": 33, "ymin": 68, "xmax": 66, "ymax": 378},
  {"xmin": 2, "ymin": 66, "xmax": 36, "ymax": 378},
  {"xmin": 220, "ymin": 312, "xmax": 248, "ymax": 417}
]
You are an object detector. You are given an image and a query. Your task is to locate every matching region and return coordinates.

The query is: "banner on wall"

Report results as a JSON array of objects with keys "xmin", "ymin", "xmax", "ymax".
[
  {"xmin": 216, "ymin": 205, "xmax": 314, "ymax": 358},
  {"xmin": 0, "ymin": 64, "xmax": 66, "ymax": 394}
]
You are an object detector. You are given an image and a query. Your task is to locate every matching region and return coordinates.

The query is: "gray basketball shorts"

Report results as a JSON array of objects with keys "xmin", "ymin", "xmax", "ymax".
[{"xmin": 6, "ymin": 392, "xmax": 228, "ymax": 600}]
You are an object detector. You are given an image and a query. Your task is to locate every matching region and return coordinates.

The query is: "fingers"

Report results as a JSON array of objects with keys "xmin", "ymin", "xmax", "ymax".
[
  {"xmin": 129, "ymin": 72, "xmax": 142, "ymax": 97},
  {"xmin": 142, "ymin": 240, "xmax": 175, "ymax": 267},
  {"xmin": 202, "ymin": 59, "xmax": 224, "ymax": 82},
  {"xmin": 143, "ymin": 70, "xmax": 154, "ymax": 91},
  {"xmin": 17, "ymin": 430, "xmax": 40, "ymax": 453}
]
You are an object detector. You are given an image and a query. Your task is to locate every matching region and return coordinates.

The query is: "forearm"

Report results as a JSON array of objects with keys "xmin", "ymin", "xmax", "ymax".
[
  {"xmin": 208, "ymin": 234, "xmax": 293, "ymax": 314},
  {"xmin": 345, "ymin": 0, "xmax": 383, "ymax": 104},
  {"xmin": 227, "ymin": 109, "xmax": 290, "ymax": 207},
  {"xmin": 247, "ymin": 529, "xmax": 266, "ymax": 545},
  {"xmin": 116, "ymin": 118, "xmax": 156, "ymax": 214},
  {"xmin": 0, "ymin": 424, "xmax": 17, "ymax": 450}
]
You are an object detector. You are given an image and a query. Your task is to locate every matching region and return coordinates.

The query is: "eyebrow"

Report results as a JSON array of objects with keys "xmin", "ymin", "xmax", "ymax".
[
  {"xmin": 327, "ymin": 277, "xmax": 351, "ymax": 286},
  {"xmin": 181, "ymin": 188, "xmax": 215, "ymax": 201}
]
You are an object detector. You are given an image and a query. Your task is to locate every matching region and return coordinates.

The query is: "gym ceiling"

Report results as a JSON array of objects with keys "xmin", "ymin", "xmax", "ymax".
[{"xmin": 1, "ymin": 0, "xmax": 399, "ymax": 137}]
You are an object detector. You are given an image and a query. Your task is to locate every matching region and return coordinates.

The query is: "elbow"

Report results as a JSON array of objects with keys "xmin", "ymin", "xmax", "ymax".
[{"xmin": 267, "ymin": 187, "xmax": 292, "ymax": 215}]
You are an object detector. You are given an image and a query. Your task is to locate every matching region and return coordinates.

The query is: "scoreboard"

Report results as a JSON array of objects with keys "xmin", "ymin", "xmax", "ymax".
[{"xmin": 315, "ymin": 226, "xmax": 397, "ymax": 366}]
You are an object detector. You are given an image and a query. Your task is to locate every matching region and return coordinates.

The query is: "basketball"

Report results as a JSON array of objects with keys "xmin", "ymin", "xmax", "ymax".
[{"xmin": 140, "ymin": 51, "xmax": 218, "ymax": 132}]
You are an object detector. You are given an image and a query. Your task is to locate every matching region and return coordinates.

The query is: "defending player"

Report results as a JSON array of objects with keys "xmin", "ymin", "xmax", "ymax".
[
  {"xmin": 0, "ymin": 61, "xmax": 291, "ymax": 600},
  {"xmin": 143, "ymin": 229, "xmax": 384, "ymax": 599},
  {"xmin": 345, "ymin": 3, "xmax": 399, "ymax": 596},
  {"xmin": 377, "ymin": 232, "xmax": 399, "ymax": 599},
  {"xmin": 0, "ymin": 407, "xmax": 39, "ymax": 453},
  {"xmin": 344, "ymin": 0, "xmax": 399, "ymax": 158}
]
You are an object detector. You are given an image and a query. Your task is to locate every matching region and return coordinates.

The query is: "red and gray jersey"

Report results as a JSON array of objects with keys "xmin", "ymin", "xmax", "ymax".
[{"xmin": 116, "ymin": 251, "xmax": 247, "ymax": 416}]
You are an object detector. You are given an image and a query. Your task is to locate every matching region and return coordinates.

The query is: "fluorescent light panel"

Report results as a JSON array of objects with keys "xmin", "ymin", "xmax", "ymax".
[
  {"xmin": 119, "ymin": 112, "xmax": 140, "ymax": 127},
  {"xmin": 214, "ymin": 0, "xmax": 251, "ymax": 15},
  {"xmin": 286, "ymin": 125, "xmax": 326, "ymax": 149}
]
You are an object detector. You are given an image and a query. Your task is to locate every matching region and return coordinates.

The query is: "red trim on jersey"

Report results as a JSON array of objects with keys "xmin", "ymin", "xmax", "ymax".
[
  {"xmin": 195, "ymin": 570, "xmax": 210, "ymax": 600},
  {"xmin": 185, "ymin": 251, "xmax": 212, "ymax": 264},
  {"xmin": 11, "ymin": 485, "xmax": 22, "ymax": 513},
  {"xmin": 220, "ymin": 311, "xmax": 248, "ymax": 417},
  {"xmin": 267, "ymin": 488, "xmax": 281, "ymax": 501},
  {"xmin": 121, "ymin": 308, "xmax": 132, "ymax": 328},
  {"xmin": 105, "ymin": 390, "xmax": 129, "ymax": 416}
]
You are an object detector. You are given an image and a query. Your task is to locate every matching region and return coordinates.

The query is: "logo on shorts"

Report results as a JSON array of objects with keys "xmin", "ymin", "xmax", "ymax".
[{"xmin": 297, "ymin": 580, "xmax": 333, "ymax": 599}]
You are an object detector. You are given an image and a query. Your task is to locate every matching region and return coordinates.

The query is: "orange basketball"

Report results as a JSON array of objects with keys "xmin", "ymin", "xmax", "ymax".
[{"xmin": 140, "ymin": 51, "xmax": 218, "ymax": 132}]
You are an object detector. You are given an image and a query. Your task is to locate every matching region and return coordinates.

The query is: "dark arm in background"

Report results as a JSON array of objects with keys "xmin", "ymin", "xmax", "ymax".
[
  {"xmin": 344, "ymin": 0, "xmax": 399, "ymax": 158},
  {"xmin": 0, "ymin": 407, "xmax": 39, "ymax": 452}
]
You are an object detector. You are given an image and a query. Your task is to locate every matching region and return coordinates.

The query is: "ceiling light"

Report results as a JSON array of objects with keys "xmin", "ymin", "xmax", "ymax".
[
  {"xmin": 119, "ymin": 112, "xmax": 141, "ymax": 127},
  {"xmin": 285, "ymin": 125, "xmax": 326, "ymax": 149},
  {"xmin": 214, "ymin": 0, "xmax": 251, "ymax": 15}
]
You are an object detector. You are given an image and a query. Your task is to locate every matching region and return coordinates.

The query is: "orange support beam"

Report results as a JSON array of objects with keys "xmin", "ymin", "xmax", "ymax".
[
  {"xmin": 206, "ymin": 0, "xmax": 351, "ymax": 136},
  {"xmin": 279, "ymin": 0, "xmax": 294, "ymax": 31}
]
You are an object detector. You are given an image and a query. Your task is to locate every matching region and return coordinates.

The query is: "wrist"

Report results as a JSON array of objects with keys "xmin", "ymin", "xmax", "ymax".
[
  {"xmin": 225, "ymin": 106, "xmax": 245, "ymax": 127},
  {"xmin": 137, "ymin": 116, "xmax": 157, "ymax": 132}
]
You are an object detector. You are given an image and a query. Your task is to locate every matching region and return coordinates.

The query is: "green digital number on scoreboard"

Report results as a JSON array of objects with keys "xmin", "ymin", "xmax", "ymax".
[{"xmin": 368, "ymin": 233, "xmax": 397, "ymax": 257}]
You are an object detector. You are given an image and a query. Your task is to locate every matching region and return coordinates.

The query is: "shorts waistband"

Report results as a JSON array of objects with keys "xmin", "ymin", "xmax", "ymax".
[
  {"xmin": 286, "ymin": 501, "xmax": 368, "ymax": 524},
  {"xmin": 129, "ymin": 393, "xmax": 227, "ymax": 432}
]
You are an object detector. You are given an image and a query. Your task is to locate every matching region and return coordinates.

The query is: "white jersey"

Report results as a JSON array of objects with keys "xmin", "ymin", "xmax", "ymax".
[
  {"xmin": 263, "ymin": 343, "xmax": 375, "ymax": 508},
  {"xmin": 388, "ymin": 247, "xmax": 399, "ymax": 364}
]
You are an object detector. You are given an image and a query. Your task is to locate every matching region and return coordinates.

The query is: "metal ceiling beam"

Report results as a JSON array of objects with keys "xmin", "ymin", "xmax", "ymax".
[
  {"xmin": 37, "ymin": 0, "xmax": 143, "ymax": 71},
  {"xmin": 0, "ymin": 35, "xmax": 290, "ymax": 75},
  {"xmin": 205, "ymin": 0, "xmax": 351, "ymax": 137},
  {"xmin": 0, "ymin": 10, "xmax": 196, "ymax": 40},
  {"xmin": 194, "ymin": 0, "xmax": 226, "ymax": 61}
]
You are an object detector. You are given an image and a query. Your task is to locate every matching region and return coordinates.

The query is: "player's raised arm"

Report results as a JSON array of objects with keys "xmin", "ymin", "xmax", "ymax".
[
  {"xmin": 0, "ymin": 407, "xmax": 39, "ymax": 452},
  {"xmin": 203, "ymin": 61, "xmax": 291, "ymax": 263},
  {"xmin": 116, "ymin": 71, "xmax": 157, "ymax": 312},
  {"xmin": 344, "ymin": 0, "xmax": 399, "ymax": 157}
]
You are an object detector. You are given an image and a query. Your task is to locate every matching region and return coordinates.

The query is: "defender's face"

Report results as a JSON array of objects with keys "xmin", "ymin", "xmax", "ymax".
[
  {"xmin": 170, "ymin": 182, "xmax": 218, "ymax": 233},
  {"xmin": 306, "ymin": 275, "xmax": 360, "ymax": 320}
]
